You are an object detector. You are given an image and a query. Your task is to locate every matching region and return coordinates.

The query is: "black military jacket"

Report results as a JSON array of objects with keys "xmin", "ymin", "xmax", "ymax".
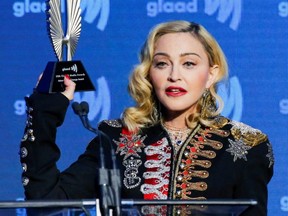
[{"xmin": 20, "ymin": 92, "xmax": 274, "ymax": 216}]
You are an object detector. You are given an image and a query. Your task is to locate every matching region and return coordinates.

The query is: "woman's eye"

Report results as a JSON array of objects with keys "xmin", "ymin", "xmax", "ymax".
[
  {"xmin": 184, "ymin": 61, "xmax": 196, "ymax": 67},
  {"xmin": 155, "ymin": 61, "xmax": 168, "ymax": 68}
]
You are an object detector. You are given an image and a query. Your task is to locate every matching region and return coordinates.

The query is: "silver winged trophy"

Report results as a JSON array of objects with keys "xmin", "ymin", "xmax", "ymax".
[{"xmin": 37, "ymin": 0, "xmax": 95, "ymax": 93}]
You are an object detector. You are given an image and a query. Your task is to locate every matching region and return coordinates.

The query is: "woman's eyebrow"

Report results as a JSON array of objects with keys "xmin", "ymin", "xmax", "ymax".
[{"xmin": 180, "ymin": 52, "xmax": 201, "ymax": 58}]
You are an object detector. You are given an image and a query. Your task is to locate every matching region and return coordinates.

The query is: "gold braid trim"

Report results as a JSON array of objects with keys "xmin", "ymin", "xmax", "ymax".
[{"xmin": 176, "ymin": 182, "xmax": 208, "ymax": 199}]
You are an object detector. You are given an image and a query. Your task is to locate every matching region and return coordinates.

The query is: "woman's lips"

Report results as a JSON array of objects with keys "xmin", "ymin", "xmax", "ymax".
[{"xmin": 165, "ymin": 86, "xmax": 187, "ymax": 96}]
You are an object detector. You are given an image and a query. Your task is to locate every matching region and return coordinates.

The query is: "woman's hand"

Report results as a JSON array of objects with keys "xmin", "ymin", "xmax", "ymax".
[
  {"xmin": 36, "ymin": 73, "xmax": 76, "ymax": 100},
  {"xmin": 61, "ymin": 74, "xmax": 76, "ymax": 101}
]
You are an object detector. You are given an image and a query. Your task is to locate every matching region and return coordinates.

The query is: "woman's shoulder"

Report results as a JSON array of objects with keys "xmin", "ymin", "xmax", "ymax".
[
  {"xmin": 213, "ymin": 116, "xmax": 268, "ymax": 147},
  {"xmin": 98, "ymin": 119, "xmax": 123, "ymax": 129},
  {"xmin": 212, "ymin": 116, "xmax": 274, "ymax": 167}
]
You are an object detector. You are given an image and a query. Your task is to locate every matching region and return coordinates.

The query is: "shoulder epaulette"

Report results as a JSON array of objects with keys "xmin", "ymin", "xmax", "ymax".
[
  {"xmin": 229, "ymin": 121, "xmax": 267, "ymax": 147},
  {"xmin": 101, "ymin": 119, "xmax": 123, "ymax": 128}
]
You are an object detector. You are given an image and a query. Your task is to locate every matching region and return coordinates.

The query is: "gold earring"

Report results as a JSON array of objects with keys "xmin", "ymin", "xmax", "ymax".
[{"xmin": 201, "ymin": 89, "xmax": 215, "ymax": 119}]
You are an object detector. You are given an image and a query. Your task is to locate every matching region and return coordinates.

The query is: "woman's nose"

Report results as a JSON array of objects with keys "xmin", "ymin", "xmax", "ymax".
[{"xmin": 168, "ymin": 66, "xmax": 181, "ymax": 81}]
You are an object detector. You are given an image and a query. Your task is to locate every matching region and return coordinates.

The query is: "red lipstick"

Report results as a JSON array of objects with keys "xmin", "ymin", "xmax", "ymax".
[{"xmin": 165, "ymin": 86, "xmax": 187, "ymax": 96}]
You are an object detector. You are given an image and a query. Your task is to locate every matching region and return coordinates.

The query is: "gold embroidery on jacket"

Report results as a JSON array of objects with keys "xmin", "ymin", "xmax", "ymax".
[
  {"xmin": 230, "ymin": 121, "xmax": 267, "ymax": 147},
  {"xmin": 173, "ymin": 126, "xmax": 229, "ymax": 199},
  {"xmin": 180, "ymin": 159, "xmax": 212, "ymax": 170},
  {"xmin": 210, "ymin": 116, "xmax": 229, "ymax": 128},
  {"xmin": 173, "ymin": 202, "xmax": 207, "ymax": 215},
  {"xmin": 176, "ymin": 182, "xmax": 208, "ymax": 199}
]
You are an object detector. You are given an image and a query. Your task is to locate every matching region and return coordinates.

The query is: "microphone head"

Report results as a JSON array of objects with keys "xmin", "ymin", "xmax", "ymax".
[
  {"xmin": 80, "ymin": 101, "xmax": 89, "ymax": 114},
  {"xmin": 72, "ymin": 102, "xmax": 81, "ymax": 115}
]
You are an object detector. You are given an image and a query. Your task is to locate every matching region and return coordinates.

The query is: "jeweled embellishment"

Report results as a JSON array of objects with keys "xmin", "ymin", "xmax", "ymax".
[
  {"xmin": 21, "ymin": 104, "xmax": 35, "ymax": 142},
  {"xmin": 123, "ymin": 157, "xmax": 142, "ymax": 189},
  {"xmin": 266, "ymin": 142, "xmax": 274, "ymax": 168},
  {"xmin": 102, "ymin": 119, "xmax": 122, "ymax": 128},
  {"xmin": 113, "ymin": 129, "xmax": 146, "ymax": 160},
  {"xmin": 141, "ymin": 138, "xmax": 171, "ymax": 199},
  {"xmin": 230, "ymin": 121, "xmax": 267, "ymax": 146},
  {"xmin": 162, "ymin": 123, "xmax": 192, "ymax": 155},
  {"xmin": 22, "ymin": 177, "xmax": 29, "ymax": 186},
  {"xmin": 226, "ymin": 138, "xmax": 252, "ymax": 162}
]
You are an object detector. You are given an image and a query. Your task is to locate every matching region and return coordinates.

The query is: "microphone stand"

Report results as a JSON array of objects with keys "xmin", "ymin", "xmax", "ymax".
[{"xmin": 72, "ymin": 102, "xmax": 121, "ymax": 216}]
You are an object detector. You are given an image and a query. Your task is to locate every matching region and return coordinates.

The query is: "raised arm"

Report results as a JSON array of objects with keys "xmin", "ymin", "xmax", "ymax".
[{"xmin": 20, "ymin": 75, "xmax": 100, "ymax": 199}]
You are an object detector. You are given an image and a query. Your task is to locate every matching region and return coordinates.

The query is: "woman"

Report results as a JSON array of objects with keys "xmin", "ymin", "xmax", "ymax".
[{"xmin": 20, "ymin": 21, "xmax": 274, "ymax": 215}]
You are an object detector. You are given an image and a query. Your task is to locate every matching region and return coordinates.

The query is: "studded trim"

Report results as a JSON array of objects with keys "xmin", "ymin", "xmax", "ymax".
[
  {"xmin": 21, "ymin": 102, "xmax": 35, "ymax": 142},
  {"xmin": 173, "ymin": 203, "xmax": 208, "ymax": 215},
  {"xmin": 266, "ymin": 142, "xmax": 274, "ymax": 168},
  {"xmin": 22, "ymin": 163, "xmax": 27, "ymax": 172},
  {"xmin": 20, "ymin": 147, "xmax": 28, "ymax": 158},
  {"xmin": 102, "ymin": 119, "xmax": 122, "ymax": 128},
  {"xmin": 22, "ymin": 176, "xmax": 29, "ymax": 186},
  {"xmin": 173, "ymin": 126, "xmax": 228, "ymax": 199},
  {"xmin": 20, "ymin": 97, "xmax": 36, "ymax": 187}
]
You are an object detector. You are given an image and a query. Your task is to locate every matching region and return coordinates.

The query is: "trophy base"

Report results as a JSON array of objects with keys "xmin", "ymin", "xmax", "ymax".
[{"xmin": 36, "ymin": 61, "xmax": 95, "ymax": 93}]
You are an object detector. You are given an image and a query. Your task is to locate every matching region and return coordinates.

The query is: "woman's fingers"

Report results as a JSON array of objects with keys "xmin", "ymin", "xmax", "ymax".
[
  {"xmin": 35, "ymin": 73, "xmax": 76, "ymax": 100},
  {"xmin": 61, "ymin": 74, "xmax": 76, "ymax": 101}
]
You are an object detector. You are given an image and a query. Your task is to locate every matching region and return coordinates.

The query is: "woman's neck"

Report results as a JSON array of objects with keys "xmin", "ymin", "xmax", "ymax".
[
  {"xmin": 161, "ymin": 107, "xmax": 196, "ymax": 129},
  {"xmin": 162, "ymin": 113, "xmax": 187, "ymax": 129}
]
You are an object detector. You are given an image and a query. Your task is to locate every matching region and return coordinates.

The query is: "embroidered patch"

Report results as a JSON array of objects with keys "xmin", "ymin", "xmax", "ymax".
[
  {"xmin": 226, "ymin": 138, "xmax": 252, "ymax": 162},
  {"xmin": 113, "ymin": 128, "xmax": 146, "ymax": 160},
  {"xmin": 123, "ymin": 157, "xmax": 142, "ymax": 189},
  {"xmin": 140, "ymin": 138, "xmax": 171, "ymax": 199}
]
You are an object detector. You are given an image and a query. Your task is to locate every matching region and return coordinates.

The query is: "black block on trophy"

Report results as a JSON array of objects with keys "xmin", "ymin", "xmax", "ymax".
[{"xmin": 36, "ymin": 61, "xmax": 95, "ymax": 93}]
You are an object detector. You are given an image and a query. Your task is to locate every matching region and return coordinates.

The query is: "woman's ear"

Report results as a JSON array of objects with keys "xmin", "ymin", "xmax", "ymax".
[{"xmin": 206, "ymin": 65, "xmax": 219, "ymax": 88}]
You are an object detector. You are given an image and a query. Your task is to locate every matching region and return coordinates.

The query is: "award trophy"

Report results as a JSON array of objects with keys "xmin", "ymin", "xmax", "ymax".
[{"xmin": 37, "ymin": 0, "xmax": 95, "ymax": 93}]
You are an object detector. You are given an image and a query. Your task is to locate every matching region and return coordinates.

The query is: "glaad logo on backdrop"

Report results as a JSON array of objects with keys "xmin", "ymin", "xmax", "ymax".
[
  {"xmin": 280, "ymin": 99, "xmax": 288, "ymax": 114},
  {"xmin": 12, "ymin": 0, "xmax": 110, "ymax": 31},
  {"xmin": 80, "ymin": 0, "xmax": 110, "ymax": 31},
  {"xmin": 218, "ymin": 76, "xmax": 243, "ymax": 121},
  {"xmin": 278, "ymin": 1, "xmax": 288, "ymax": 17},
  {"xmin": 281, "ymin": 196, "xmax": 288, "ymax": 212},
  {"xmin": 146, "ymin": 0, "xmax": 242, "ymax": 30},
  {"xmin": 13, "ymin": 0, "xmax": 46, "ymax": 17}
]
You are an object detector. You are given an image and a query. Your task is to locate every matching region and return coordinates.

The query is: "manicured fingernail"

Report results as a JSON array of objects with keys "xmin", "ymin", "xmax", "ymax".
[{"xmin": 65, "ymin": 74, "xmax": 70, "ymax": 80}]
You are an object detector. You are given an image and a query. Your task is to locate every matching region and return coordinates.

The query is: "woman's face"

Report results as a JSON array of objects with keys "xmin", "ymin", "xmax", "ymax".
[{"xmin": 149, "ymin": 32, "xmax": 218, "ymax": 117}]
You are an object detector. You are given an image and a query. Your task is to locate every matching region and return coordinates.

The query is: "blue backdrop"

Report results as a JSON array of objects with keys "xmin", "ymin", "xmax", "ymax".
[{"xmin": 0, "ymin": 0, "xmax": 287, "ymax": 215}]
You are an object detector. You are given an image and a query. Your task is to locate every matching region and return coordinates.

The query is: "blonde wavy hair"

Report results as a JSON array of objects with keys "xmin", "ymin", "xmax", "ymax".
[{"xmin": 122, "ymin": 20, "xmax": 228, "ymax": 131}]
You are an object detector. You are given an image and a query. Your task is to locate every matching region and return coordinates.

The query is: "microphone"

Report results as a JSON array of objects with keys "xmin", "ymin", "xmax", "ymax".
[
  {"xmin": 72, "ymin": 101, "xmax": 121, "ymax": 216},
  {"xmin": 72, "ymin": 101, "xmax": 97, "ymax": 133}
]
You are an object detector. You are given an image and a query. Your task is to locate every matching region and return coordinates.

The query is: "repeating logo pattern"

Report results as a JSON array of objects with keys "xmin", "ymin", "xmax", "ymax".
[
  {"xmin": 146, "ymin": 0, "xmax": 242, "ymax": 30},
  {"xmin": 5, "ymin": 1, "xmax": 288, "ymax": 215},
  {"xmin": 219, "ymin": 76, "xmax": 243, "ymax": 121}
]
